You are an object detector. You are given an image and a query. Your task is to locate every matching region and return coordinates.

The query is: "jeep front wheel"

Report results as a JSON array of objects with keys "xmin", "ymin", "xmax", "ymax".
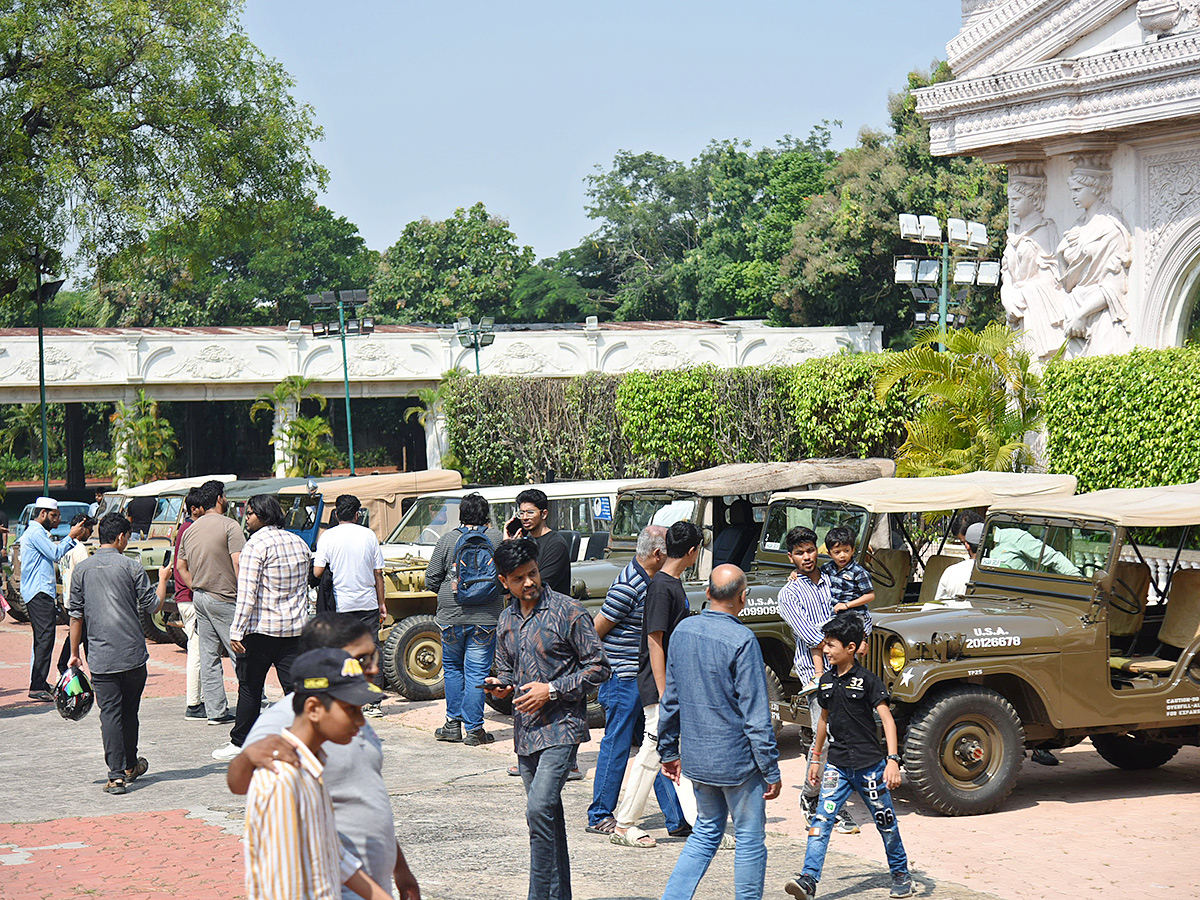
[
  {"xmin": 1090, "ymin": 732, "xmax": 1180, "ymax": 770},
  {"xmin": 382, "ymin": 615, "xmax": 444, "ymax": 700},
  {"xmin": 903, "ymin": 685, "xmax": 1024, "ymax": 816},
  {"xmin": 764, "ymin": 664, "xmax": 784, "ymax": 738}
]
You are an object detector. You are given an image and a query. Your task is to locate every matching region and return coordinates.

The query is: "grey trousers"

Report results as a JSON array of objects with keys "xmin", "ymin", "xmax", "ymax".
[{"xmin": 193, "ymin": 589, "xmax": 235, "ymax": 719}]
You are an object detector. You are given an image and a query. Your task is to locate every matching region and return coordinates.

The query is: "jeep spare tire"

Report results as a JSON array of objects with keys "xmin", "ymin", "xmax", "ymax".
[
  {"xmin": 903, "ymin": 684, "xmax": 1024, "ymax": 816},
  {"xmin": 383, "ymin": 614, "xmax": 443, "ymax": 700},
  {"xmin": 1090, "ymin": 732, "xmax": 1180, "ymax": 770}
]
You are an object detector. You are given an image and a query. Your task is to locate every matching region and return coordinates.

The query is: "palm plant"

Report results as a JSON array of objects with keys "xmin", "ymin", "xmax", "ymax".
[
  {"xmin": 875, "ymin": 323, "xmax": 1043, "ymax": 476},
  {"xmin": 272, "ymin": 415, "xmax": 339, "ymax": 477},
  {"xmin": 250, "ymin": 375, "xmax": 327, "ymax": 425},
  {"xmin": 1, "ymin": 404, "xmax": 64, "ymax": 463},
  {"xmin": 110, "ymin": 390, "xmax": 177, "ymax": 485}
]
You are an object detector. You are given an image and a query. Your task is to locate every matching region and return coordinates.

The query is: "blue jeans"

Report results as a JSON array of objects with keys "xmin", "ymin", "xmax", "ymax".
[
  {"xmin": 587, "ymin": 676, "xmax": 685, "ymax": 829},
  {"xmin": 661, "ymin": 773, "xmax": 768, "ymax": 900},
  {"xmin": 802, "ymin": 758, "xmax": 908, "ymax": 882},
  {"xmin": 440, "ymin": 623, "xmax": 495, "ymax": 731},
  {"xmin": 519, "ymin": 743, "xmax": 575, "ymax": 900}
]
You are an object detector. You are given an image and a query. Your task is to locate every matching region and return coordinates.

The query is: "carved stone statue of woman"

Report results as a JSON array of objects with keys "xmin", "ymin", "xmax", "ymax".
[
  {"xmin": 1055, "ymin": 158, "xmax": 1133, "ymax": 357},
  {"xmin": 1000, "ymin": 167, "xmax": 1066, "ymax": 362}
]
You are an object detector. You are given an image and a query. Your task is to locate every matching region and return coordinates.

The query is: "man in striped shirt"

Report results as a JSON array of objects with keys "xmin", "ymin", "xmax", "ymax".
[
  {"xmin": 243, "ymin": 646, "xmax": 390, "ymax": 900},
  {"xmin": 776, "ymin": 525, "xmax": 859, "ymax": 835},
  {"xmin": 586, "ymin": 525, "xmax": 686, "ymax": 836},
  {"xmin": 213, "ymin": 494, "xmax": 312, "ymax": 762}
]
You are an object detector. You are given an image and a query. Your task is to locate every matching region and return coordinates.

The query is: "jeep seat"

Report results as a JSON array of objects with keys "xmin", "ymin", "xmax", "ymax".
[
  {"xmin": 867, "ymin": 548, "xmax": 911, "ymax": 608},
  {"xmin": 917, "ymin": 554, "xmax": 961, "ymax": 605},
  {"xmin": 1107, "ymin": 560, "xmax": 1150, "ymax": 638},
  {"xmin": 1109, "ymin": 567, "xmax": 1200, "ymax": 675},
  {"xmin": 712, "ymin": 499, "xmax": 757, "ymax": 571}
]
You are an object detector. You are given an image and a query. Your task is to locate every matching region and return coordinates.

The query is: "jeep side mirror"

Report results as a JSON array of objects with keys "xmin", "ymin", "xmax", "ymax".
[{"xmin": 1092, "ymin": 568, "xmax": 1114, "ymax": 594}]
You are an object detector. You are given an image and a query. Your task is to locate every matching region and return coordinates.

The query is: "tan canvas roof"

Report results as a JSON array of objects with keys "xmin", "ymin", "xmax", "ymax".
[
  {"xmin": 279, "ymin": 470, "xmax": 464, "ymax": 540},
  {"xmin": 989, "ymin": 482, "xmax": 1200, "ymax": 527},
  {"xmin": 773, "ymin": 471, "xmax": 1078, "ymax": 514},
  {"xmin": 618, "ymin": 459, "xmax": 895, "ymax": 498},
  {"xmin": 119, "ymin": 474, "xmax": 236, "ymax": 497}
]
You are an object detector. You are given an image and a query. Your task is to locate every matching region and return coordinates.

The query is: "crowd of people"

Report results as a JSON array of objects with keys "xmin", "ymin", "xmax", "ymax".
[{"xmin": 13, "ymin": 479, "xmax": 946, "ymax": 900}]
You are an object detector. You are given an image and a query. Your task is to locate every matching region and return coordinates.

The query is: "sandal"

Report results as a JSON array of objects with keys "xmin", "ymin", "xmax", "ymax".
[
  {"xmin": 610, "ymin": 827, "xmax": 656, "ymax": 849},
  {"xmin": 125, "ymin": 757, "xmax": 148, "ymax": 782},
  {"xmin": 586, "ymin": 817, "xmax": 617, "ymax": 835},
  {"xmin": 104, "ymin": 779, "xmax": 127, "ymax": 795}
]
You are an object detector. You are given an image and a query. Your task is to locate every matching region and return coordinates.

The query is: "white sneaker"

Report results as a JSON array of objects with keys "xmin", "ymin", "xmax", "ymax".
[
  {"xmin": 363, "ymin": 703, "xmax": 384, "ymax": 718},
  {"xmin": 211, "ymin": 741, "xmax": 241, "ymax": 761}
]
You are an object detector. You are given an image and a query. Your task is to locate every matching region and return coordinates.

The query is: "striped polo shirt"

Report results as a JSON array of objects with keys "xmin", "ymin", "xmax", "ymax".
[
  {"xmin": 244, "ymin": 728, "xmax": 362, "ymax": 900},
  {"xmin": 597, "ymin": 559, "xmax": 651, "ymax": 679}
]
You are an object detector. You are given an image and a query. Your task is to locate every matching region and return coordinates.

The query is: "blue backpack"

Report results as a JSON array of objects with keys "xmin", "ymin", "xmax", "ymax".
[{"xmin": 451, "ymin": 526, "xmax": 498, "ymax": 606}]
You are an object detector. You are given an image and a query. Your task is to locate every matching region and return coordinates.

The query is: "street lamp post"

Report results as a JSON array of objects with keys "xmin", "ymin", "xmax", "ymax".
[
  {"xmin": 306, "ymin": 289, "xmax": 375, "ymax": 476},
  {"xmin": 454, "ymin": 316, "xmax": 496, "ymax": 374},
  {"xmin": 894, "ymin": 215, "xmax": 999, "ymax": 350},
  {"xmin": 27, "ymin": 248, "xmax": 64, "ymax": 495}
]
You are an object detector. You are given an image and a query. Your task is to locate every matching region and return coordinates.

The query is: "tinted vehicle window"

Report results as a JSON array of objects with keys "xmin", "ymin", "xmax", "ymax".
[{"xmin": 980, "ymin": 517, "xmax": 1111, "ymax": 578}]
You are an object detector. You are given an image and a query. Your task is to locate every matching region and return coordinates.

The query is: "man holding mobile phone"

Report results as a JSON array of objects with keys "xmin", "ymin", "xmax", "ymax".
[
  {"xmin": 505, "ymin": 489, "xmax": 571, "ymax": 595},
  {"xmin": 484, "ymin": 538, "xmax": 609, "ymax": 900}
]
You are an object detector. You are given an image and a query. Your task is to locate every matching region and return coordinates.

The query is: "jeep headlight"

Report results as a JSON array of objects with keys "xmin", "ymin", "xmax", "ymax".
[{"xmin": 886, "ymin": 638, "xmax": 907, "ymax": 673}]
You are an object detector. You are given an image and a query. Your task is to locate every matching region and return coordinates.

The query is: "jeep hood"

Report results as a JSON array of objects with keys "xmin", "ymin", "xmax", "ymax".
[{"xmin": 873, "ymin": 601, "xmax": 1072, "ymax": 658}]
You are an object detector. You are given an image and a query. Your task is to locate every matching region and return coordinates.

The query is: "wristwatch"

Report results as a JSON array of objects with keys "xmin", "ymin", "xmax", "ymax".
[
  {"xmin": 887, "ymin": 754, "xmax": 902, "ymax": 763},
  {"xmin": 548, "ymin": 682, "xmax": 558, "ymax": 701}
]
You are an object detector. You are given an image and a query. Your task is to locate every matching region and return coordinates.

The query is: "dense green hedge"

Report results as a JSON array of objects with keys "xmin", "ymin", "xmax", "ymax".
[
  {"xmin": 442, "ymin": 354, "xmax": 915, "ymax": 483},
  {"xmin": 1044, "ymin": 347, "xmax": 1200, "ymax": 492}
]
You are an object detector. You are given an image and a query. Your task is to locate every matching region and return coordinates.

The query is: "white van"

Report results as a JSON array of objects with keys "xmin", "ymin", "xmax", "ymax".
[{"xmin": 381, "ymin": 479, "xmax": 630, "ymax": 565}]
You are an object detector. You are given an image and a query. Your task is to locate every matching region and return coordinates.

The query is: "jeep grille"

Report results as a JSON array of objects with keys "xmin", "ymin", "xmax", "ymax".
[{"xmin": 866, "ymin": 631, "xmax": 888, "ymax": 682}]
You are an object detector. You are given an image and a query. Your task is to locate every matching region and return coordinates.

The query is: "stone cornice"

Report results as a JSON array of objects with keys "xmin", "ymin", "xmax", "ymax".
[
  {"xmin": 947, "ymin": 0, "xmax": 1131, "ymax": 79},
  {"xmin": 918, "ymin": 32, "xmax": 1200, "ymax": 154}
]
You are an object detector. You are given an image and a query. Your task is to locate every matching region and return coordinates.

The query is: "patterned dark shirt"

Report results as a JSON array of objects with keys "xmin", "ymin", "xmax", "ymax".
[
  {"xmin": 821, "ymin": 560, "xmax": 875, "ymax": 635},
  {"xmin": 495, "ymin": 586, "xmax": 610, "ymax": 756}
]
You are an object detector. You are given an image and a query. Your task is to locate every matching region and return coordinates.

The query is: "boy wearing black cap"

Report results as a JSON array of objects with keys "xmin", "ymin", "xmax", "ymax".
[{"xmin": 243, "ymin": 647, "xmax": 391, "ymax": 900}]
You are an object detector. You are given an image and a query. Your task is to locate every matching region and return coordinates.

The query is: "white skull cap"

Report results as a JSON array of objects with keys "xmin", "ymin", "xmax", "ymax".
[{"xmin": 33, "ymin": 497, "xmax": 59, "ymax": 511}]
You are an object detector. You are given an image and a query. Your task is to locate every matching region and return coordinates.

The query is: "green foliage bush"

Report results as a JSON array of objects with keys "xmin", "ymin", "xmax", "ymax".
[
  {"xmin": 441, "ymin": 355, "xmax": 914, "ymax": 483},
  {"xmin": 1044, "ymin": 348, "xmax": 1200, "ymax": 492}
]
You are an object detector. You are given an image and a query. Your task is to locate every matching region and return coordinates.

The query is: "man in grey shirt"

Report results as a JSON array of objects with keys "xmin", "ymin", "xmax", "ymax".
[
  {"xmin": 425, "ymin": 492, "xmax": 504, "ymax": 746},
  {"xmin": 225, "ymin": 613, "xmax": 420, "ymax": 900},
  {"xmin": 68, "ymin": 513, "xmax": 161, "ymax": 795}
]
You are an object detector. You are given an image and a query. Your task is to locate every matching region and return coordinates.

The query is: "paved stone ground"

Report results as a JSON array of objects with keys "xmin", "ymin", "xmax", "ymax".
[{"xmin": 1, "ymin": 616, "xmax": 1198, "ymax": 900}]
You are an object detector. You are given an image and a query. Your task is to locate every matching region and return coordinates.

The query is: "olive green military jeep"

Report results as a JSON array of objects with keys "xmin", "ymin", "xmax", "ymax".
[{"xmin": 861, "ymin": 482, "xmax": 1200, "ymax": 816}]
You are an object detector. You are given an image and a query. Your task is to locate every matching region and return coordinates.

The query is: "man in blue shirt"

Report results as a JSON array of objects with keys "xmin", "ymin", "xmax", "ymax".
[
  {"xmin": 20, "ymin": 497, "xmax": 88, "ymax": 701},
  {"xmin": 657, "ymin": 564, "xmax": 781, "ymax": 900}
]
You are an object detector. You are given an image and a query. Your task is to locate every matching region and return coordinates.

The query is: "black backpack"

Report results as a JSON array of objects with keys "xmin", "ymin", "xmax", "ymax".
[{"xmin": 451, "ymin": 526, "xmax": 498, "ymax": 606}]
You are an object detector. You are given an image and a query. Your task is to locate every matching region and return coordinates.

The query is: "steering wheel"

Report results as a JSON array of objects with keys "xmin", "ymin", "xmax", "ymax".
[
  {"xmin": 419, "ymin": 527, "xmax": 442, "ymax": 544},
  {"xmin": 863, "ymin": 550, "xmax": 897, "ymax": 589},
  {"xmin": 1108, "ymin": 575, "xmax": 1142, "ymax": 617}
]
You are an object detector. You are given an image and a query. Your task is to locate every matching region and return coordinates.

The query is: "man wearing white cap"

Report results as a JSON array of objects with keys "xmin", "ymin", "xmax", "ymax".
[
  {"xmin": 933, "ymin": 514, "xmax": 984, "ymax": 605},
  {"xmin": 20, "ymin": 497, "xmax": 89, "ymax": 701}
]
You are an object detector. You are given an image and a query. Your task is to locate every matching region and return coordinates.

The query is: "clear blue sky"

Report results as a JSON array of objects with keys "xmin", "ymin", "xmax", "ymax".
[{"xmin": 240, "ymin": 0, "xmax": 963, "ymax": 260}]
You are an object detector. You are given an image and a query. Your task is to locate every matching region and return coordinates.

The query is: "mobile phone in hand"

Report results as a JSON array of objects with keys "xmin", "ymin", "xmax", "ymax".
[{"xmin": 477, "ymin": 683, "xmax": 511, "ymax": 691}]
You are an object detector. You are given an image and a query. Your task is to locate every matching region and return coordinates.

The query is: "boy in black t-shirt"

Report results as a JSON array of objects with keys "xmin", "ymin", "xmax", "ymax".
[{"xmin": 785, "ymin": 614, "xmax": 912, "ymax": 900}]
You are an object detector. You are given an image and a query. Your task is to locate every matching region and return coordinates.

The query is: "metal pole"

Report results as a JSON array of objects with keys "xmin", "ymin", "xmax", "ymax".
[
  {"xmin": 473, "ymin": 331, "xmax": 481, "ymax": 375},
  {"xmin": 337, "ymin": 299, "xmax": 355, "ymax": 475},
  {"xmin": 35, "ymin": 267, "xmax": 49, "ymax": 494},
  {"xmin": 938, "ymin": 240, "xmax": 950, "ymax": 352}
]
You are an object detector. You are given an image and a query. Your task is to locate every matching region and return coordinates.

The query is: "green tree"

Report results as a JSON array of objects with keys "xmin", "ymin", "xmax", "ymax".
[
  {"xmin": 505, "ymin": 244, "xmax": 618, "ymax": 323},
  {"xmin": 372, "ymin": 203, "xmax": 534, "ymax": 323},
  {"xmin": 249, "ymin": 375, "xmax": 327, "ymax": 426},
  {"xmin": 110, "ymin": 390, "xmax": 177, "ymax": 485},
  {"xmin": 0, "ymin": 0, "xmax": 324, "ymax": 309},
  {"xmin": 776, "ymin": 65, "xmax": 1007, "ymax": 342},
  {"xmin": 0, "ymin": 403, "xmax": 63, "ymax": 462},
  {"xmin": 875, "ymin": 323, "xmax": 1042, "ymax": 476},
  {"xmin": 274, "ymin": 415, "xmax": 339, "ymax": 477},
  {"xmin": 86, "ymin": 200, "xmax": 375, "ymax": 327}
]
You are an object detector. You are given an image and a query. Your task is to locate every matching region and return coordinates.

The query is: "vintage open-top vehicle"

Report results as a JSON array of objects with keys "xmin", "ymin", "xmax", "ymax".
[{"xmin": 858, "ymin": 481, "xmax": 1200, "ymax": 816}]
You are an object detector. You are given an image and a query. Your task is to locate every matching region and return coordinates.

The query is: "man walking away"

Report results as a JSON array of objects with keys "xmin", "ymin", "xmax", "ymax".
[
  {"xmin": 425, "ymin": 492, "xmax": 503, "ymax": 745},
  {"xmin": 177, "ymin": 480, "xmax": 245, "ymax": 727},
  {"xmin": 212, "ymin": 494, "xmax": 311, "ymax": 762},
  {"xmin": 57, "ymin": 514, "xmax": 95, "ymax": 676},
  {"xmin": 227, "ymin": 613, "xmax": 422, "ymax": 900},
  {"xmin": 68, "ymin": 513, "xmax": 161, "ymax": 794},
  {"xmin": 611, "ymin": 520, "xmax": 703, "ymax": 848},
  {"xmin": 20, "ymin": 497, "xmax": 88, "ymax": 701},
  {"xmin": 586, "ymin": 525, "xmax": 685, "ymax": 837},
  {"xmin": 313, "ymin": 494, "xmax": 387, "ymax": 716},
  {"xmin": 657, "ymin": 565, "xmax": 781, "ymax": 900},
  {"xmin": 485, "ymin": 538, "xmax": 610, "ymax": 900}
]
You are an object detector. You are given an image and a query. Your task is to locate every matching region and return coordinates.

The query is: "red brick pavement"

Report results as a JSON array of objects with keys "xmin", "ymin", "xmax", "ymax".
[{"xmin": 0, "ymin": 809, "xmax": 243, "ymax": 900}]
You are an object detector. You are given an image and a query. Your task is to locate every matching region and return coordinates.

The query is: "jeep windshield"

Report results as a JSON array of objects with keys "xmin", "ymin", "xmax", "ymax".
[
  {"xmin": 387, "ymin": 497, "xmax": 463, "ymax": 546},
  {"xmin": 611, "ymin": 493, "xmax": 698, "ymax": 539},
  {"xmin": 760, "ymin": 500, "xmax": 871, "ymax": 557},
  {"xmin": 978, "ymin": 515, "xmax": 1113, "ymax": 579}
]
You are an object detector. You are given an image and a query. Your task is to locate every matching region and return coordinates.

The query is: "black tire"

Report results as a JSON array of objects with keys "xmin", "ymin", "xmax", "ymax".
[
  {"xmin": 382, "ymin": 615, "xmax": 444, "ymax": 700},
  {"xmin": 764, "ymin": 664, "xmax": 784, "ymax": 738},
  {"xmin": 7, "ymin": 592, "xmax": 29, "ymax": 623},
  {"xmin": 140, "ymin": 607, "xmax": 174, "ymax": 644},
  {"xmin": 166, "ymin": 624, "xmax": 188, "ymax": 648},
  {"xmin": 1090, "ymin": 732, "xmax": 1180, "ymax": 770},
  {"xmin": 904, "ymin": 684, "xmax": 1024, "ymax": 816},
  {"xmin": 587, "ymin": 690, "xmax": 606, "ymax": 729},
  {"xmin": 55, "ymin": 603, "xmax": 70, "ymax": 626}
]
